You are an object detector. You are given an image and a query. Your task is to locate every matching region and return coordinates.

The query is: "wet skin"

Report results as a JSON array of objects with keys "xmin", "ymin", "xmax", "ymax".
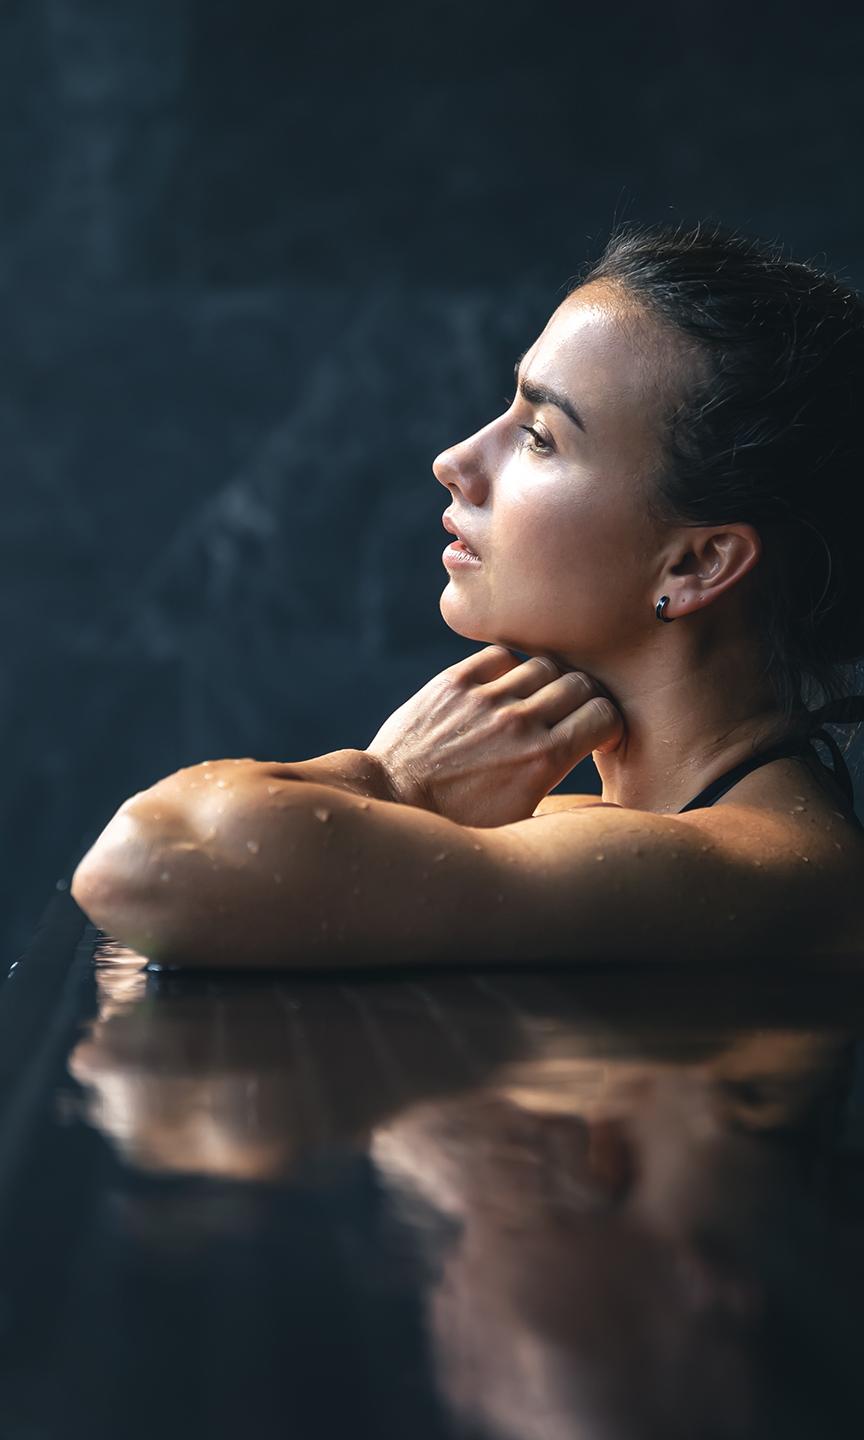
[{"xmin": 70, "ymin": 284, "xmax": 864, "ymax": 968}]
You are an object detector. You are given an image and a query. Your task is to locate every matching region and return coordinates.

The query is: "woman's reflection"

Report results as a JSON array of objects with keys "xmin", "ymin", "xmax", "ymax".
[
  {"xmin": 373, "ymin": 1032, "xmax": 860, "ymax": 1439},
  {"xmin": 67, "ymin": 947, "xmax": 863, "ymax": 1437}
]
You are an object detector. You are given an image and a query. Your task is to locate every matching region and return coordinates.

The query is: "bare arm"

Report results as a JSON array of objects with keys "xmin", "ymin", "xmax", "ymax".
[
  {"xmin": 248, "ymin": 749, "xmax": 395, "ymax": 801},
  {"xmin": 71, "ymin": 758, "xmax": 832, "ymax": 970}
]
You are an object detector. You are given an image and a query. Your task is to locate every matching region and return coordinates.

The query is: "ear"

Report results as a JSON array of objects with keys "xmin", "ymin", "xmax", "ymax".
[{"xmin": 662, "ymin": 524, "xmax": 762, "ymax": 618}]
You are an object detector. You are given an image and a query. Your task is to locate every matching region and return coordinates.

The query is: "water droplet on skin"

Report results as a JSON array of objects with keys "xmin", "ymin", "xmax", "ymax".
[
  {"xmin": 203, "ymin": 772, "xmax": 214, "ymax": 780},
  {"xmin": 153, "ymin": 812, "xmax": 162, "ymax": 820},
  {"xmin": 433, "ymin": 851, "xmax": 448, "ymax": 862},
  {"xmin": 205, "ymin": 826, "xmax": 217, "ymax": 841},
  {"xmin": 754, "ymin": 859, "xmax": 762, "ymax": 867},
  {"xmin": 357, "ymin": 800, "xmax": 370, "ymax": 811},
  {"xmin": 314, "ymin": 807, "xmax": 331, "ymax": 823},
  {"xmin": 246, "ymin": 839, "xmax": 260, "ymax": 854},
  {"xmin": 800, "ymin": 855, "xmax": 810, "ymax": 863},
  {"xmin": 160, "ymin": 870, "xmax": 171, "ymax": 882},
  {"xmin": 794, "ymin": 795, "xmax": 807, "ymax": 802},
  {"xmin": 189, "ymin": 783, "xmax": 198, "ymax": 789},
  {"xmin": 791, "ymin": 805, "xmax": 805, "ymax": 813},
  {"xmin": 273, "ymin": 872, "xmax": 283, "ymax": 883},
  {"xmin": 216, "ymin": 779, "xmax": 228, "ymax": 790},
  {"xmin": 472, "ymin": 843, "xmax": 483, "ymax": 852},
  {"xmin": 834, "ymin": 842, "xmax": 843, "ymax": 851},
  {"xmin": 266, "ymin": 785, "xmax": 280, "ymax": 796},
  {"xmin": 595, "ymin": 853, "xmax": 605, "ymax": 862}
]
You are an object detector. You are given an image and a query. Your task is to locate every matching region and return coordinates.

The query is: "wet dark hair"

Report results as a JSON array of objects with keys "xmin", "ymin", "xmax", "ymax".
[{"xmin": 571, "ymin": 221, "xmax": 864, "ymax": 750}]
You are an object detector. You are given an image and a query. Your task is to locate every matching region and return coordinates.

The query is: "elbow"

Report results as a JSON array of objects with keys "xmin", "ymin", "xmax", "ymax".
[
  {"xmin": 70, "ymin": 849, "xmax": 102, "ymax": 917},
  {"xmin": 70, "ymin": 847, "xmax": 147, "ymax": 945},
  {"xmin": 70, "ymin": 800, "xmax": 177, "ymax": 955},
  {"xmin": 71, "ymin": 847, "xmax": 124, "ymax": 928}
]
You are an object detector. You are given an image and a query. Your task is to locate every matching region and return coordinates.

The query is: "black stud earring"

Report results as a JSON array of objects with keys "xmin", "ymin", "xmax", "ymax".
[{"xmin": 655, "ymin": 595, "xmax": 674, "ymax": 623}]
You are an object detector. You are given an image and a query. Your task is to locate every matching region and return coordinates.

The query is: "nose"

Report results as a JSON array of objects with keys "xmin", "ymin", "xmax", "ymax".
[{"xmin": 432, "ymin": 422, "xmax": 493, "ymax": 506}]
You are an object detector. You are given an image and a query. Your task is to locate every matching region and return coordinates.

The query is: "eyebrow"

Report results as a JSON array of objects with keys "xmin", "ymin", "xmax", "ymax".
[{"xmin": 513, "ymin": 351, "xmax": 587, "ymax": 433}]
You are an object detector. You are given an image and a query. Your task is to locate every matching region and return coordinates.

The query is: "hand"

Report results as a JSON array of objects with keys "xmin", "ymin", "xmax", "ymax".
[{"xmin": 366, "ymin": 645, "xmax": 624, "ymax": 827}]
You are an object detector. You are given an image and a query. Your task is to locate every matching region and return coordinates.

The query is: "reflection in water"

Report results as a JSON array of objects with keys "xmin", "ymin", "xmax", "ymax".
[{"xmin": 68, "ymin": 942, "xmax": 864, "ymax": 1438}]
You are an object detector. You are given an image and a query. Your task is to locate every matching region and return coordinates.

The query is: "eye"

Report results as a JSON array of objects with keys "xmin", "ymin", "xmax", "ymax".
[
  {"xmin": 518, "ymin": 425, "xmax": 552, "ymax": 455},
  {"xmin": 503, "ymin": 394, "xmax": 553, "ymax": 454}
]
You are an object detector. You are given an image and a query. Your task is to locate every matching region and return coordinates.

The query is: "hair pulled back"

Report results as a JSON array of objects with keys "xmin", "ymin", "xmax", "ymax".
[{"xmin": 573, "ymin": 221, "xmax": 864, "ymax": 744}]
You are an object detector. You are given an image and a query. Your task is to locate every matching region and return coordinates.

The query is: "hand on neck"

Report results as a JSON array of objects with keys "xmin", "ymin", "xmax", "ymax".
[{"xmin": 570, "ymin": 635, "xmax": 796, "ymax": 815}]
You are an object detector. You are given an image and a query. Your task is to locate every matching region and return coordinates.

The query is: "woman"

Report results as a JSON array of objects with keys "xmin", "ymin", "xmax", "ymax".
[{"xmin": 71, "ymin": 223, "xmax": 864, "ymax": 967}]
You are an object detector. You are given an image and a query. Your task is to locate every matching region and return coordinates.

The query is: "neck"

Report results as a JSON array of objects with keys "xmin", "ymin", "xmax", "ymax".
[{"xmin": 564, "ymin": 637, "xmax": 802, "ymax": 815}]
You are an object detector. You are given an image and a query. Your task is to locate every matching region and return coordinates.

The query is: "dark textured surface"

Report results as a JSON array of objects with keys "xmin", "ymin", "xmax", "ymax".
[
  {"xmin": 3, "ymin": 1, "xmax": 864, "ymax": 964},
  {"xmin": 1, "ymin": 895, "xmax": 864, "ymax": 1438}
]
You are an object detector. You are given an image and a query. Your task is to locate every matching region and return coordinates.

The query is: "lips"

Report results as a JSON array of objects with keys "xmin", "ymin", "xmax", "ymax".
[{"xmin": 442, "ymin": 511, "xmax": 481, "ymax": 557}]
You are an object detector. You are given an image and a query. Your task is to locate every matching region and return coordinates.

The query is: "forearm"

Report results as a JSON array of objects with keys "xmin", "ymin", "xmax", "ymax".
[
  {"xmin": 267, "ymin": 748, "xmax": 395, "ymax": 803},
  {"xmin": 70, "ymin": 767, "xmax": 465, "ymax": 969}
]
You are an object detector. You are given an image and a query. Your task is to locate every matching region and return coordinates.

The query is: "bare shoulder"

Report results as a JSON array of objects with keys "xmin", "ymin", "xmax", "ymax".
[{"xmin": 498, "ymin": 793, "xmax": 864, "ymax": 962}]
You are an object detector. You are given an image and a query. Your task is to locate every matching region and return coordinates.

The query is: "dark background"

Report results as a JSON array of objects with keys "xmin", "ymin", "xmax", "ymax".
[{"xmin": 3, "ymin": 0, "xmax": 864, "ymax": 965}]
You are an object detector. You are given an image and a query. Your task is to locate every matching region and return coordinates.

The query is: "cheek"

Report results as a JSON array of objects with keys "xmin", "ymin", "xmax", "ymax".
[{"xmin": 497, "ymin": 472, "xmax": 625, "ymax": 582}]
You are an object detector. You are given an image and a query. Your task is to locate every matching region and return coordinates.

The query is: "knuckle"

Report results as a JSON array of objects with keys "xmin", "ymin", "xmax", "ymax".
[
  {"xmin": 587, "ymin": 696, "xmax": 619, "ymax": 727},
  {"xmin": 565, "ymin": 670, "xmax": 595, "ymax": 694},
  {"xmin": 492, "ymin": 704, "xmax": 524, "ymax": 734}
]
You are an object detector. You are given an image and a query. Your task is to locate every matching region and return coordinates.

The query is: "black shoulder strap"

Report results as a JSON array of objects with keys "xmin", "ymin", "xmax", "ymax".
[{"xmin": 678, "ymin": 738, "xmax": 819, "ymax": 813}]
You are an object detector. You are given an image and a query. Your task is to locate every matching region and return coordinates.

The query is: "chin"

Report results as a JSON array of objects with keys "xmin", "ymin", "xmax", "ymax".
[{"xmin": 439, "ymin": 587, "xmax": 497, "ymax": 644}]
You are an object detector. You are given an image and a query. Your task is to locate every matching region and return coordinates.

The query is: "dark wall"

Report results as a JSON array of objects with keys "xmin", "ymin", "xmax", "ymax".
[{"xmin": 3, "ymin": 0, "xmax": 864, "ymax": 960}]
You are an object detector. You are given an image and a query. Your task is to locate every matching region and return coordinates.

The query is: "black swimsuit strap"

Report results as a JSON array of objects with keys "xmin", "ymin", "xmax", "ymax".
[
  {"xmin": 808, "ymin": 726, "xmax": 856, "ymax": 809},
  {"xmin": 677, "ymin": 737, "xmax": 819, "ymax": 813},
  {"xmin": 678, "ymin": 696, "xmax": 864, "ymax": 816}
]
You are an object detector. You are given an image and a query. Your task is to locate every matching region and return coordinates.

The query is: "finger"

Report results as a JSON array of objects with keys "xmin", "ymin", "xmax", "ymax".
[
  {"xmin": 549, "ymin": 695, "xmax": 624, "ymax": 757},
  {"xmin": 451, "ymin": 644, "xmax": 521, "ymax": 685},
  {"xmin": 519, "ymin": 669, "xmax": 597, "ymax": 723},
  {"xmin": 485, "ymin": 654, "xmax": 562, "ymax": 700}
]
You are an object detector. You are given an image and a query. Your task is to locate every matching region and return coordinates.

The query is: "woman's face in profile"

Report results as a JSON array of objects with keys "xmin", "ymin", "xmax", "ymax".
[{"xmin": 433, "ymin": 281, "xmax": 683, "ymax": 663}]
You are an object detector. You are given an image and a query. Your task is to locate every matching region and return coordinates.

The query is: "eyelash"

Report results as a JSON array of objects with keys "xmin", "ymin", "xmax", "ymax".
[{"xmin": 503, "ymin": 395, "xmax": 552, "ymax": 455}]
